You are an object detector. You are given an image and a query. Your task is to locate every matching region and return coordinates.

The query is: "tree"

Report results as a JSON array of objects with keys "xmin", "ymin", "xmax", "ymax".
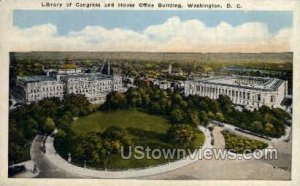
[
  {"xmin": 149, "ymin": 102, "xmax": 162, "ymax": 114},
  {"xmin": 126, "ymin": 88, "xmax": 142, "ymax": 107},
  {"xmin": 63, "ymin": 94, "xmax": 91, "ymax": 116},
  {"xmin": 215, "ymin": 112, "xmax": 225, "ymax": 122},
  {"xmin": 172, "ymin": 93, "xmax": 187, "ymax": 108},
  {"xmin": 208, "ymin": 100, "xmax": 221, "ymax": 113},
  {"xmin": 170, "ymin": 107, "xmax": 185, "ymax": 124},
  {"xmin": 102, "ymin": 126, "xmax": 132, "ymax": 150},
  {"xmin": 272, "ymin": 108, "xmax": 291, "ymax": 121},
  {"xmin": 265, "ymin": 122, "xmax": 275, "ymax": 136},
  {"xmin": 102, "ymin": 126, "xmax": 126, "ymax": 140},
  {"xmin": 75, "ymin": 132, "xmax": 103, "ymax": 164},
  {"xmin": 55, "ymin": 129, "xmax": 66, "ymax": 138},
  {"xmin": 263, "ymin": 113, "xmax": 275, "ymax": 124},
  {"xmin": 198, "ymin": 101, "xmax": 208, "ymax": 112},
  {"xmin": 251, "ymin": 121, "xmax": 263, "ymax": 133},
  {"xmin": 217, "ymin": 95, "xmax": 233, "ymax": 114},
  {"xmin": 23, "ymin": 118, "xmax": 38, "ymax": 138},
  {"xmin": 56, "ymin": 118, "xmax": 70, "ymax": 132},
  {"xmin": 188, "ymin": 110, "xmax": 200, "ymax": 127},
  {"xmin": 39, "ymin": 98, "xmax": 61, "ymax": 118},
  {"xmin": 159, "ymin": 97, "xmax": 171, "ymax": 114},
  {"xmin": 167, "ymin": 125, "xmax": 196, "ymax": 149},
  {"xmin": 106, "ymin": 92, "xmax": 127, "ymax": 109},
  {"xmin": 207, "ymin": 111, "xmax": 215, "ymax": 119},
  {"xmin": 199, "ymin": 111, "xmax": 209, "ymax": 126},
  {"xmin": 43, "ymin": 117, "xmax": 55, "ymax": 134}
]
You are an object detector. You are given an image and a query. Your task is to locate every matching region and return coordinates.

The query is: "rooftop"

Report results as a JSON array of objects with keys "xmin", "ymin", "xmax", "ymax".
[
  {"xmin": 18, "ymin": 72, "xmax": 115, "ymax": 84},
  {"xmin": 64, "ymin": 73, "xmax": 114, "ymax": 81},
  {"xmin": 195, "ymin": 76, "xmax": 284, "ymax": 91},
  {"xmin": 18, "ymin": 75, "xmax": 57, "ymax": 83}
]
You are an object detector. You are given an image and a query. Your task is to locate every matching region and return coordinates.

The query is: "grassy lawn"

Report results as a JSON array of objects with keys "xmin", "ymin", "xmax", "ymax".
[
  {"xmin": 72, "ymin": 109, "xmax": 170, "ymax": 136},
  {"xmin": 55, "ymin": 109, "xmax": 205, "ymax": 169},
  {"xmin": 222, "ymin": 131, "xmax": 268, "ymax": 154}
]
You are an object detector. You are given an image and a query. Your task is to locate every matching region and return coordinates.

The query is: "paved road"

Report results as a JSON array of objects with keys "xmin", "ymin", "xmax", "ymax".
[
  {"xmin": 142, "ymin": 157, "xmax": 290, "ymax": 180},
  {"xmin": 217, "ymin": 122, "xmax": 292, "ymax": 172},
  {"xmin": 212, "ymin": 127, "xmax": 225, "ymax": 149},
  {"xmin": 31, "ymin": 136, "xmax": 83, "ymax": 178},
  {"xmin": 37, "ymin": 126, "xmax": 213, "ymax": 179},
  {"xmin": 30, "ymin": 123, "xmax": 291, "ymax": 180},
  {"xmin": 143, "ymin": 124, "xmax": 291, "ymax": 180}
]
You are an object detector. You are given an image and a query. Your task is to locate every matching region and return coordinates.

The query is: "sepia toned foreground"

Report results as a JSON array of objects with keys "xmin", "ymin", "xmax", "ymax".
[{"xmin": 24, "ymin": 124, "xmax": 291, "ymax": 179}]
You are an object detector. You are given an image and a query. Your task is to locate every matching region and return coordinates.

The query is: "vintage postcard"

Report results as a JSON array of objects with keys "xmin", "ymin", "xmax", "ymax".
[{"xmin": 0, "ymin": 0, "xmax": 299, "ymax": 186}]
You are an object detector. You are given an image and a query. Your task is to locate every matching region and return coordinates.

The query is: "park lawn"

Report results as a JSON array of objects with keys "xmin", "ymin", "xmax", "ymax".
[
  {"xmin": 57, "ymin": 109, "xmax": 205, "ymax": 169},
  {"xmin": 71, "ymin": 109, "xmax": 170, "ymax": 136}
]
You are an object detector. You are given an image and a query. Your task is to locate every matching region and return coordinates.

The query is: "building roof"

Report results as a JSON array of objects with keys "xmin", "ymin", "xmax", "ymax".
[
  {"xmin": 18, "ymin": 72, "xmax": 117, "ymax": 84},
  {"xmin": 18, "ymin": 75, "xmax": 57, "ymax": 83},
  {"xmin": 63, "ymin": 73, "xmax": 114, "ymax": 80},
  {"xmin": 193, "ymin": 76, "xmax": 284, "ymax": 91},
  {"xmin": 59, "ymin": 63, "xmax": 78, "ymax": 69}
]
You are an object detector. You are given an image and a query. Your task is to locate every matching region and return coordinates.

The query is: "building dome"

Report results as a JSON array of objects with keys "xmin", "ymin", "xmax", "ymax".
[{"xmin": 59, "ymin": 63, "xmax": 77, "ymax": 69}]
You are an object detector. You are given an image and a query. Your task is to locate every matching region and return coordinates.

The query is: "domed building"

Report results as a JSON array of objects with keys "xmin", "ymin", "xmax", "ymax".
[
  {"xmin": 16, "ymin": 59, "xmax": 124, "ymax": 104},
  {"xmin": 57, "ymin": 58, "xmax": 82, "ymax": 75}
]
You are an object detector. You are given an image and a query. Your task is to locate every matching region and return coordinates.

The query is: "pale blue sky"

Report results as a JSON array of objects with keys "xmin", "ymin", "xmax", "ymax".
[{"xmin": 13, "ymin": 10, "xmax": 292, "ymax": 35}]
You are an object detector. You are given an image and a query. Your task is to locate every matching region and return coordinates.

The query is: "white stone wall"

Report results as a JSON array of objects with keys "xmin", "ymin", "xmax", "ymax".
[
  {"xmin": 65, "ymin": 75, "xmax": 123, "ymax": 103},
  {"xmin": 18, "ymin": 74, "xmax": 123, "ymax": 104},
  {"xmin": 25, "ymin": 81, "xmax": 64, "ymax": 103},
  {"xmin": 184, "ymin": 80, "xmax": 287, "ymax": 109}
]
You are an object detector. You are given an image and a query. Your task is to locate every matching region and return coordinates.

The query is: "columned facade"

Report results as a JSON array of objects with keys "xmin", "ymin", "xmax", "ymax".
[{"xmin": 185, "ymin": 76, "xmax": 288, "ymax": 109}]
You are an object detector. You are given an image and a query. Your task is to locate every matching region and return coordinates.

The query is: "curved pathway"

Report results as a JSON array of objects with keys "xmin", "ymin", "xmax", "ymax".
[
  {"xmin": 143, "ymin": 123, "xmax": 291, "ymax": 180},
  {"xmin": 212, "ymin": 126, "xmax": 225, "ymax": 149},
  {"xmin": 30, "ymin": 135, "xmax": 83, "ymax": 178},
  {"xmin": 38, "ymin": 126, "xmax": 212, "ymax": 178},
  {"xmin": 31, "ymin": 123, "xmax": 291, "ymax": 179}
]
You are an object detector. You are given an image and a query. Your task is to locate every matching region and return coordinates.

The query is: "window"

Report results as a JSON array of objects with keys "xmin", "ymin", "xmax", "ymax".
[
  {"xmin": 270, "ymin": 96, "xmax": 275, "ymax": 103},
  {"xmin": 247, "ymin": 93, "xmax": 250, "ymax": 100},
  {"xmin": 257, "ymin": 94, "xmax": 261, "ymax": 101}
]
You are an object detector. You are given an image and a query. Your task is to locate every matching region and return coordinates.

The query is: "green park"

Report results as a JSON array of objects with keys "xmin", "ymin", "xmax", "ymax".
[{"xmin": 9, "ymin": 85, "xmax": 290, "ymax": 169}]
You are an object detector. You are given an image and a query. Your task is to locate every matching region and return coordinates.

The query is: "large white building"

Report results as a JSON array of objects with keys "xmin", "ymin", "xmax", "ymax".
[
  {"xmin": 185, "ymin": 76, "xmax": 288, "ymax": 109},
  {"xmin": 16, "ymin": 62, "xmax": 123, "ymax": 104}
]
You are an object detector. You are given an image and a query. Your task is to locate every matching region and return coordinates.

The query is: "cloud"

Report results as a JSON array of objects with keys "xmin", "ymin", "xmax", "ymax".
[{"xmin": 11, "ymin": 16, "xmax": 292, "ymax": 52}]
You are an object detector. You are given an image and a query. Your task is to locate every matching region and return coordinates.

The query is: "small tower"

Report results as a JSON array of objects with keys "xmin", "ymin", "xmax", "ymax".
[
  {"xmin": 168, "ymin": 64, "xmax": 172, "ymax": 74},
  {"xmin": 100, "ymin": 59, "xmax": 113, "ymax": 75},
  {"xmin": 108, "ymin": 60, "xmax": 111, "ymax": 75}
]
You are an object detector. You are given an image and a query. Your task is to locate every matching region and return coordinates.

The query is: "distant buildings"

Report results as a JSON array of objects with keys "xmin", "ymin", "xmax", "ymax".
[
  {"xmin": 185, "ymin": 76, "xmax": 288, "ymax": 109},
  {"xmin": 16, "ymin": 61, "xmax": 123, "ymax": 104},
  {"xmin": 153, "ymin": 80, "xmax": 172, "ymax": 90},
  {"xmin": 15, "ymin": 58, "xmax": 289, "ymax": 110}
]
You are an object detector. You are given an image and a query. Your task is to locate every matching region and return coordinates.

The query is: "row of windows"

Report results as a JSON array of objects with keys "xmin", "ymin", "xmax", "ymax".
[
  {"xmin": 69, "ymin": 84, "xmax": 112, "ymax": 90},
  {"xmin": 28, "ymin": 86, "xmax": 63, "ymax": 93},
  {"xmin": 193, "ymin": 84, "xmax": 277, "ymax": 103},
  {"xmin": 70, "ymin": 87, "xmax": 111, "ymax": 94},
  {"xmin": 28, "ymin": 93, "xmax": 63, "ymax": 98},
  {"xmin": 195, "ymin": 85, "xmax": 261, "ymax": 101},
  {"xmin": 69, "ymin": 81, "xmax": 113, "ymax": 86}
]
